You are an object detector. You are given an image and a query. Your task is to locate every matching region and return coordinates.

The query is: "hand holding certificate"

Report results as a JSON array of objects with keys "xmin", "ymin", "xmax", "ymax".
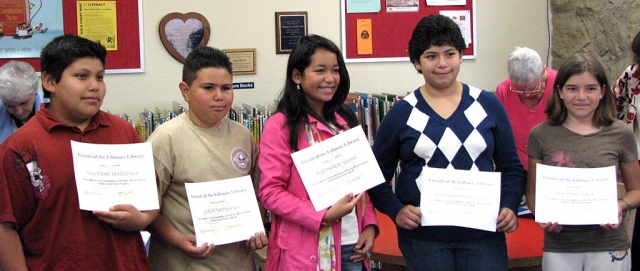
[
  {"xmin": 185, "ymin": 176, "xmax": 264, "ymax": 246},
  {"xmin": 71, "ymin": 141, "xmax": 159, "ymax": 211},
  {"xmin": 291, "ymin": 126, "xmax": 385, "ymax": 211},
  {"xmin": 420, "ymin": 167, "xmax": 501, "ymax": 232},
  {"xmin": 534, "ymin": 164, "xmax": 618, "ymax": 225}
]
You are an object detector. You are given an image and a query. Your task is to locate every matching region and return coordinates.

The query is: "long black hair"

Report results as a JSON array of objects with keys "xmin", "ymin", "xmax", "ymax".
[{"xmin": 276, "ymin": 35, "xmax": 358, "ymax": 151}]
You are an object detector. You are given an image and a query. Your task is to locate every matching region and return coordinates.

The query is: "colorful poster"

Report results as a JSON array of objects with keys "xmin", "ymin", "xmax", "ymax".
[
  {"xmin": 77, "ymin": 1, "xmax": 117, "ymax": 50},
  {"xmin": 356, "ymin": 19, "xmax": 372, "ymax": 55},
  {"xmin": 0, "ymin": 0, "xmax": 64, "ymax": 58}
]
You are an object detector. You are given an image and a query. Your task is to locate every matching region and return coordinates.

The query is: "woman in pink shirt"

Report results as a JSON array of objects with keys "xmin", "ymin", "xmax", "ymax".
[{"xmin": 495, "ymin": 47, "xmax": 557, "ymax": 179}]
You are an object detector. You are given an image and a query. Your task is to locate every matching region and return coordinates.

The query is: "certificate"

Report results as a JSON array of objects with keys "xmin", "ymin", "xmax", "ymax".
[
  {"xmin": 420, "ymin": 167, "xmax": 501, "ymax": 232},
  {"xmin": 185, "ymin": 176, "xmax": 264, "ymax": 246},
  {"xmin": 291, "ymin": 126, "xmax": 385, "ymax": 211},
  {"xmin": 70, "ymin": 141, "xmax": 159, "ymax": 211},
  {"xmin": 535, "ymin": 164, "xmax": 618, "ymax": 225}
]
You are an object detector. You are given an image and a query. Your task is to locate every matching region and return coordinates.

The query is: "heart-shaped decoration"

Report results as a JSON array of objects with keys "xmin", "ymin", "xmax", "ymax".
[{"xmin": 159, "ymin": 12, "xmax": 211, "ymax": 63}]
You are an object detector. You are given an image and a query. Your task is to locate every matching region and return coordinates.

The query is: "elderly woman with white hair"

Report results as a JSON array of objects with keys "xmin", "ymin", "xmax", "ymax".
[
  {"xmin": 0, "ymin": 60, "xmax": 45, "ymax": 143},
  {"xmin": 495, "ymin": 47, "xmax": 558, "ymax": 180}
]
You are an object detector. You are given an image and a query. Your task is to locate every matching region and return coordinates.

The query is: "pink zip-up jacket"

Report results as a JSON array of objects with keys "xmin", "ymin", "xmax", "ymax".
[{"xmin": 258, "ymin": 112, "xmax": 379, "ymax": 271}]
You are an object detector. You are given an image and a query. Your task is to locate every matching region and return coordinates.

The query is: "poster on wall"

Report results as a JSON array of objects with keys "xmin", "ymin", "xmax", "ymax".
[
  {"xmin": 0, "ymin": 0, "xmax": 64, "ymax": 58},
  {"xmin": 386, "ymin": 0, "xmax": 419, "ymax": 12},
  {"xmin": 439, "ymin": 10, "xmax": 471, "ymax": 48},
  {"xmin": 427, "ymin": 0, "xmax": 466, "ymax": 6},
  {"xmin": 77, "ymin": 1, "xmax": 118, "ymax": 51}
]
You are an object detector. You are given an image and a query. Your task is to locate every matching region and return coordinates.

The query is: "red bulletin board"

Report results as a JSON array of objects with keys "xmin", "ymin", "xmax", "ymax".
[
  {"xmin": 340, "ymin": 0, "xmax": 476, "ymax": 63},
  {"xmin": 0, "ymin": 0, "xmax": 144, "ymax": 73}
]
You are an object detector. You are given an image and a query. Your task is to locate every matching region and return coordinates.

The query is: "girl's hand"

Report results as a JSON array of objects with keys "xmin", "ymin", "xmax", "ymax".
[
  {"xmin": 538, "ymin": 222, "xmax": 562, "ymax": 233},
  {"xmin": 496, "ymin": 208, "xmax": 518, "ymax": 233},
  {"xmin": 323, "ymin": 193, "xmax": 363, "ymax": 223},
  {"xmin": 395, "ymin": 205, "xmax": 421, "ymax": 230},
  {"xmin": 351, "ymin": 225, "xmax": 376, "ymax": 262}
]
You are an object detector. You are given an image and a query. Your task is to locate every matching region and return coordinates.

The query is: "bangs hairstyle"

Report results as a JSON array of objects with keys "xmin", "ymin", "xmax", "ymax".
[
  {"xmin": 544, "ymin": 53, "xmax": 616, "ymax": 126},
  {"xmin": 276, "ymin": 34, "xmax": 358, "ymax": 151},
  {"xmin": 408, "ymin": 15, "xmax": 466, "ymax": 73},
  {"xmin": 40, "ymin": 34, "xmax": 107, "ymax": 98},
  {"xmin": 182, "ymin": 46, "xmax": 233, "ymax": 86}
]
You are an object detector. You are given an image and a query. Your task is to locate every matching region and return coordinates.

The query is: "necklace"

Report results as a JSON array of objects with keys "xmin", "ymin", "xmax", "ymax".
[{"xmin": 528, "ymin": 107, "xmax": 535, "ymax": 113}]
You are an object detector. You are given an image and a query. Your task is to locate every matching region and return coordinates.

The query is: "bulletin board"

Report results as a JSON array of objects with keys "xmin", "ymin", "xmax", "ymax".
[
  {"xmin": 0, "ymin": 0, "xmax": 144, "ymax": 73},
  {"xmin": 340, "ymin": 0, "xmax": 476, "ymax": 63}
]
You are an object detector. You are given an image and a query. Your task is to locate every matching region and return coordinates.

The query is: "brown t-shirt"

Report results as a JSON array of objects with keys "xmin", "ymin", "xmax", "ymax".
[
  {"xmin": 147, "ymin": 114, "xmax": 259, "ymax": 271},
  {"xmin": 527, "ymin": 120, "xmax": 637, "ymax": 252}
]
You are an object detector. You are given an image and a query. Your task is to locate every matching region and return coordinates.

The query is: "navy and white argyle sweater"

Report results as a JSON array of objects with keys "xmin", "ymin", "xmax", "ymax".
[{"xmin": 369, "ymin": 84, "xmax": 524, "ymax": 242}]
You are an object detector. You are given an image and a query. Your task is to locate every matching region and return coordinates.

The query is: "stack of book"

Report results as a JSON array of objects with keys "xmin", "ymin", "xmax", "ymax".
[
  {"xmin": 227, "ymin": 103, "xmax": 274, "ymax": 144},
  {"xmin": 346, "ymin": 92, "xmax": 404, "ymax": 146}
]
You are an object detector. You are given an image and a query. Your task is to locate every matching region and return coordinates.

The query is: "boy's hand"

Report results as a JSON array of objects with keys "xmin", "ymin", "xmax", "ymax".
[
  {"xmin": 93, "ymin": 204, "xmax": 157, "ymax": 231},
  {"xmin": 246, "ymin": 232, "xmax": 268, "ymax": 250},
  {"xmin": 179, "ymin": 234, "xmax": 215, "ymax": 259}
]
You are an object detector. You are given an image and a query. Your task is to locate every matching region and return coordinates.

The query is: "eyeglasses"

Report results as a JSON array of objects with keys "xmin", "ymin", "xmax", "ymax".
[{"xmin": 510, "ymin": 80, "xmax": 542, "ymax": 94}]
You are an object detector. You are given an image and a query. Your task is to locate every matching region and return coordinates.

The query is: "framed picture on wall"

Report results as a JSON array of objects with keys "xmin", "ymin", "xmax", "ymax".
[
  {"xmin": 223, "ymin": 48, "xmax": 256, "ymax": 75},
  {"xmin": 275, "ymin": 11, "xmax": 307, "ymax": 54}
]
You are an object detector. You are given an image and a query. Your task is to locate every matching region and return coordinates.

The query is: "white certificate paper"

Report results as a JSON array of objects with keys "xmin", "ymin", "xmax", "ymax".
[
  {"xmin": 71, "ymin": 141, "xmax": 159, "ymax": 211},
  {"xmin": 420, "ymin": 167, "xmax": 501, "ymax": 232},
  {"xmin": 291, "ymin": 126, "xmax": 385, "ymax": 211},
  {"xmin": 535, "ymin": 164, "xmax": 618, "ymax": 225},
  {"xmin": 185, "ymin": 176, "xmax": 264, "ymax": 246}
]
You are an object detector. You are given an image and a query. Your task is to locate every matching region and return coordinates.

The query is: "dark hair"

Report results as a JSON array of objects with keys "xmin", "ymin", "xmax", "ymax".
[
  {"xmin": 632, "ymin": 30, "xmax": 640, "ymax": 64},
  {"xmin": 545, "ymin": 53, "xmax": 616, "ymax": 126},
  {"xmin": 408, "ymin": 15, "xmax": 466, "ymax": 73},
  {"xmin": 40, "ymin": 34, "xmax": 107, "ymax": 98},
  {"xmin": 277, "ymin": 34, "xmax": 358, "ymax": 151},
  {"xmin": 182, "ymin": 46, "xmax": 232, "ymax": 86}
]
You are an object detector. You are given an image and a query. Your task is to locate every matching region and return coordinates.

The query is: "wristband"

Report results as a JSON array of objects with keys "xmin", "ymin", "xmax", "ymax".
[{"xmin": 620, "ymin": 198, "xmax": 634, "ymax": 211}]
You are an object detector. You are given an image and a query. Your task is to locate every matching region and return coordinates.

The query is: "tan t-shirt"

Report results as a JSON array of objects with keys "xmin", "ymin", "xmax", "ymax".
[
  {"xmin": 147, "ymin": 113, "xmax": 259, "ymax": 270},
  {"xmin": 527, "ymin": 120, "xmax": 637, "ymax": 252}
]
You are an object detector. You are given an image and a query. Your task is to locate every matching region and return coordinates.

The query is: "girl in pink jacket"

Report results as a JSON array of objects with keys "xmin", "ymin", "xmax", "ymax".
[{"xmin": 258, "ymin": 35, "xmax": 378, "ymax": 271}]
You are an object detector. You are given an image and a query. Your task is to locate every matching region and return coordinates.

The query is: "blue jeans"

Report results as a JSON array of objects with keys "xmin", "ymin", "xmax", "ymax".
[
  {"xmin": 398, "ymin": 233, "xmax": 507, "ymax": 271},
  {"xmin": 341, "ymin": 243, "xmax": 363, "ymax": 271}
]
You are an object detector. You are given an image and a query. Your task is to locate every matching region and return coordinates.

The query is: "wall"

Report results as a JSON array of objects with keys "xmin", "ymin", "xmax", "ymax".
[
  {"xmin": 101, "ymin": 1, "xmax": 552, "ymax": 117},
  {"xmin": 551, "ymin": 0, "xmax": 640, "ymax": 86}
]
